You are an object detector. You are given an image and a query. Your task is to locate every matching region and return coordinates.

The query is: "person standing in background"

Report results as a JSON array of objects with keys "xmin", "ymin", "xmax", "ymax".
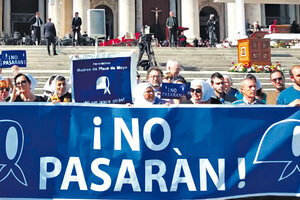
[
  {"xmin": 207, "ymin": 14, "xmax": 217, "ymax": 47},
  {"xmin": 72, "ymin": 12, "xmax": 82, "ymax": 46},
  {"xmin": 44, "ymin": 18, "xmax": 57, "ymax": 56},
  {"xmin": 166, "ymin": 11, "xmax": 178, "ymax": 47},
  {"xmin": 29, "ymin": 12, "xmax": 43, "ymax": 45}
]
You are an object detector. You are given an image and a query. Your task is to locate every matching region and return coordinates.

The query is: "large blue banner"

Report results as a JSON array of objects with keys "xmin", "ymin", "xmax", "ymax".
[
  {"xmin": 0, "ymin": 104, "xmax": 299, "ymax": 199},
  {"xmin": 71, "ymin": 53, "xmax": 137, "ymax": 103}
]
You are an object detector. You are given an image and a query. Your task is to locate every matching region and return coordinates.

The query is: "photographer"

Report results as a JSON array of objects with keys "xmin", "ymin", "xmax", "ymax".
[
  {"xmin": 207, "ymin": 14, "xmax": 217, "ymax": 47},
  {"xmin": 137, "ymin": 27, "xmax": 154, "ymax": 69}
]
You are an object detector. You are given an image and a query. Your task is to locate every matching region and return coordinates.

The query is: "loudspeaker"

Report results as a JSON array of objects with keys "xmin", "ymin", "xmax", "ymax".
[{"xmin": 87, "ymin": 9, "xmax": 106, "ymax": 38}]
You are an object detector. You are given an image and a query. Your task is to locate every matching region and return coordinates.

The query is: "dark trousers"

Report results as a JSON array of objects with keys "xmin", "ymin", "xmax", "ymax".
[
  {"xmin": 72, "ymin": 29, "xmax": 81, "ymax": 45},
  {"xmin": 169, "ymin": 28, "xmax": 177, "ymax": 47},
  {"xmin": 32, "ymin": 26, "xmax": 41, "ymax": 45},
  {"xmin": 46, "ymin": 36, "xmax": 57, "ymax": 55}
]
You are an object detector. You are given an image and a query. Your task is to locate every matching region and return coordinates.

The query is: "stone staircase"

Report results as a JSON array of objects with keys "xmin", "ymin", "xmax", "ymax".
[{"xmin": 0, "ymin": 45, "xmax": 299, "ymax": 95}]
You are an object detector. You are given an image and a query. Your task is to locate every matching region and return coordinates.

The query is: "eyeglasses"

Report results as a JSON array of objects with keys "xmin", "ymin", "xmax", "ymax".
[
  {"xmin": 149, "ymin": 75, "xmax": 161, "ymax": 79},
  {"xmin": 271, "ymin": 77, "xmax": 283, "ymax": 82},
  {"xmin": 16, "ymin": 80, "xmax": 28, "ymax": 86},
  {"xmin": 190, "ymin": 88, "xmax": 202, "ymax": 93},
  {"xmin": 0, "ymin": 88, "xmax": 9, "ymax": 92}
]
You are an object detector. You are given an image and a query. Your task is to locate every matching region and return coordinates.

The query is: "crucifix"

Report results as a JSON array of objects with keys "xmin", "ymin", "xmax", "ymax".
[{"xmin": 151, "ymin": 7, "xmax": 162, "ymax": 25}]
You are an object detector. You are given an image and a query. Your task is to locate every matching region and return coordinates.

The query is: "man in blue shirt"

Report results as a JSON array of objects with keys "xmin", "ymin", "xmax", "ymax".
[
  {"xmin": 232, "ymin": 77, "xmax": 264, "ymax": 105},
  {"xmin": 277, "ymin": 65, "xmax": 300, "ymax": 106}
]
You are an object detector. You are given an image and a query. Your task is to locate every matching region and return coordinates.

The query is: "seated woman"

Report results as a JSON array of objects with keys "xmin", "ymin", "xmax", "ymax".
[
  {"xmin": 48, "ymin": 75, "xmax": 71, "ymax": 103},
  {"xmin": 132, "ymin": 83, "xmax": 162, "ymax": 105},
  {"xmin": 181, "ymin": 79, "xmax": 221, "ymax": 104},
  {"xmin": 10, "ymin": 73, "xmax": 45, "ymax": 102}
]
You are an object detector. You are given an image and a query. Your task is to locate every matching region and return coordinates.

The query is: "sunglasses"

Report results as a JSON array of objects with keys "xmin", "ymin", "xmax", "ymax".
[
  {"xmin": 190, "ymin": 88, "xmax": 202, "ymax": 93},
  {"xmin": 271, "ymin": 77, "xmax": 283, "ymax": 82},
  {"xmin": 0, "ymin": 88, "xmax": 9, "ymax": 92},
  {"xmin": 16, "ymin": 80, "xmax": 28, "ymax": 86}
]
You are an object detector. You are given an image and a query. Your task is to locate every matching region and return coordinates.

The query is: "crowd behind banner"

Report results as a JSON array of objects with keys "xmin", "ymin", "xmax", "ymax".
[{"xmin": 0, "ymin": 59, "xmax": 299, "ymax": 106}]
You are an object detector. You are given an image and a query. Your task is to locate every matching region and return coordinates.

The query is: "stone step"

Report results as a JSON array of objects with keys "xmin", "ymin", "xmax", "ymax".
[{"xmin": 0, "ymin": 45, "xmax": 298, "ymax": 95}]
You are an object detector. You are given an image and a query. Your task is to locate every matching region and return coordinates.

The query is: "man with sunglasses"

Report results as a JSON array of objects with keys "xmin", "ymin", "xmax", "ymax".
[
  {"xmin": 266, "ymin": 70, "xmax": 285, "ymax": 104},
  {"xmin": 277, "ymin": 65, "xmax": 300, "ymax": 106}
]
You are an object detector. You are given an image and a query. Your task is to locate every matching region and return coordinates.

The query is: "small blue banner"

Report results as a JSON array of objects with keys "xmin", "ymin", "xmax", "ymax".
[
  {"xmin": 71, "ymin": 53, "xmax": 137, "ymax": 104},
  {"xmin": 0, "ymin": 104, "xmax": 299, "ymax": 199},
  {"xmin": 161, "ymin": 83, "xmax": 190, "ymax": 99},
  {"xmin": 1, "ymin": 50, "xmax": 27, "ymax": 68}
]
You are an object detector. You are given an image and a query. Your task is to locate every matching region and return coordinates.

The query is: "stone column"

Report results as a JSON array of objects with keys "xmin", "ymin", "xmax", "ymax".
[
  {"xmin": 118, "ymin": 0, "xmax": 135, "ymax": 37},
  {"xmin": 288, "ymin": 5, "xmax": 296, "ymax": 24},
  {"xmin": 136, "ymin": 0, "xmax": 143, "ymax": 33},
  {"xmin": 39, "ymin": 0, "xmax": 45, "ymax": 23},
  {"xmin": 170, "ymin": 0, "xmax": 176, "ymax": 15},
  {"xmin": 279, "ymin": 5, "xmax": 287, "ymax": 24},
  {"xmin": 226, "ymin": 3, "xmax": 237, "ymax": 42},
  {"xmin": 47, "ymin": 0, "xmax": 58, "ymax": 32},
  {"xmin": 235, "ymin": 0, "xmax": 246, "ymax": 39},
  {"xmin": 73, "ymin": 0, "xmax": 90, "ymax": 33},
  {"xmin": 260, "ymin": 4, "xmax": 266, "ymax": 27},
  {"xmin": 181, "ymin": 0, "xmax": 199, "ymax": 40},
  {"xmin": 296, "ymin": 5, "xmax": 300, "ymax": 22},
  {"xmin": 60, "ymin": 0, "xmax": 72, "ymax": 38},
  {"xmin": 0, "ymin": 0, "xmax": 3, "ymax": 32},
  {"xmin": 245, "ymin": 3, "xmax": 263, "ymax": 28},
  {"xmin": 4, "ymin": 0, "xmax": 11, "ymax": 36}
]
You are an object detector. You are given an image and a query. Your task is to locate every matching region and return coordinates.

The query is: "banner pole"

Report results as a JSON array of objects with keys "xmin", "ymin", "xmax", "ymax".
[{"xmin": 95, "ymin": 37, "xmax": 98, "ymax": 56}]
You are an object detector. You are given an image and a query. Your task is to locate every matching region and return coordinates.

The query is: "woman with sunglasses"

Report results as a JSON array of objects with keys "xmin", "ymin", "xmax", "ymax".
[
  {"xmin": 181, "ymin": 79, "xmax": 221, "ymax": 104},
  {"xmin": 10, "ymin": 73, "xmax": 45, "ymax": 102},
  {"xmin": 48, "ymin": 75, "xmax": 71, "ymax": 103},
  {"xmin": 0, "ymin": 79, "xmax": 12, "ymax": 102}
]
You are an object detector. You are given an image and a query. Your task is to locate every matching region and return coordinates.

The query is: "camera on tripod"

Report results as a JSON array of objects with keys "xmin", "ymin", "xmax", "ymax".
[
  {"xmin": 137, "ymin": 32, "xmax": 157, "ymax": 71},
  {"xmin": 140, "ymin": 34, "xmax": 153, "ymax": 44}
]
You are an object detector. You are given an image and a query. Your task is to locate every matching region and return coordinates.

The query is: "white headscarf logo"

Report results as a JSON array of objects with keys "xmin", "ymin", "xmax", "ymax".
[{"xmin": 96, "ymin": 76, "xmax": 111, "ymax": 95}]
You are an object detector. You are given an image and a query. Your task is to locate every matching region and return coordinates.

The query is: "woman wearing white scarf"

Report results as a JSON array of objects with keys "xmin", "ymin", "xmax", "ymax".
[
  {"xmin": 48, "ymin": 75, "xmax": 72, "ymax": 103},
  {"xmin": 181, "ymin": 79, "xmax": 221, "ymax": 104},
  {"xmin": 133, "ymin": 83, "xmax": 159, "ymax": 105}
]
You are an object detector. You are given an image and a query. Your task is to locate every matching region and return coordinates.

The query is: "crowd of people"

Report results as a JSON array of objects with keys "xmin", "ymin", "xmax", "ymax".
[
  {"xmin": 0, "ymin": 66, "xmax": 71, "ymax": 103},
  {"xmin": 0, "ymin": 61, "xmax": 299, "ymax": 106},
  {"xmin": 134, "ymin": 60, "xmax": 300, "ymax": 106}
]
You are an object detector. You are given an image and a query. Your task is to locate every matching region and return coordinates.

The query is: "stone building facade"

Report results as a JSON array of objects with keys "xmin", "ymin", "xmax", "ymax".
[{"xmin": 0, "ymin": 0, "xmax": 299, "ymax": 42}]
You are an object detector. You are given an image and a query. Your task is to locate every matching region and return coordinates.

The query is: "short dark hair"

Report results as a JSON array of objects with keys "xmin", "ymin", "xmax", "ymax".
[
  {"xmin": 211, "ymin": 72, "xmax": 224, "ymax": 84},
  {"xmin": 147, "ymin": 67, "xmax": 163, "ymax": 78},
  {"xmin": 56, "ymin": 76, "xmax": 66, "ymax": 82},
  {"xmin": 270, "ymin": 70, "xmax": 284, "ymax": 79},
  {"xmin": 245, "ymin": 74, "xmax": 257, "ymax": 81},
  {"xmin": 14, "ymin": 73, "xmax": 31, "ymax": 85}
]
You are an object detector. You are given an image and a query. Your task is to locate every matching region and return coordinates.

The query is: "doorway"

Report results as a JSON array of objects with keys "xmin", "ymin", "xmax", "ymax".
[
  {"xmin": 200, "ymin": 6, "xmax": 219, "ymax": 42},
  {"xmin": 95, "ymin": 5, "xmax": 114, "ymax": 39}
]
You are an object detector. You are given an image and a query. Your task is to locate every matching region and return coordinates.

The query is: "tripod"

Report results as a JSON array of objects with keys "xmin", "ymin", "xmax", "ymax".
[{"xmin": 137, "ymin": 37, "xmax": 157, "ymax": 71}]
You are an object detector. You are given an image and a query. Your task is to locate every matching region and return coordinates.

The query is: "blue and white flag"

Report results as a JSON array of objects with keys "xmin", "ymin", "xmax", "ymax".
[
  {"xmin": 0, "ymin": 50, "xmax": 27, "ymax": 68},
  {"xmin": 0, "ymin": 104, "xmax": 299, "ymax": 199},
  {"xmin": 71, "ymin": 52, "xmax": 137, "ymax": 103}
]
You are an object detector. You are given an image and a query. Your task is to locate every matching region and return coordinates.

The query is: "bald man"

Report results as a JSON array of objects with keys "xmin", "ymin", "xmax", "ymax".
[{"xmin": 277, "ymin": 65, "xmax": 300, "ymax": 106}]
